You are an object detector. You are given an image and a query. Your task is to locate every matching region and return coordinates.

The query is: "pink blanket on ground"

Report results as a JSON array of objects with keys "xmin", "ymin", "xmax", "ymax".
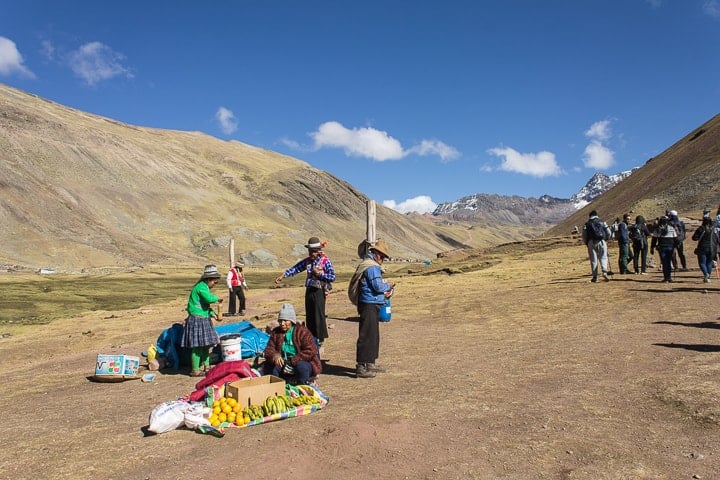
[{"xmin": 188, "ymin": 360, "xmax": 256, "ymax": 402}]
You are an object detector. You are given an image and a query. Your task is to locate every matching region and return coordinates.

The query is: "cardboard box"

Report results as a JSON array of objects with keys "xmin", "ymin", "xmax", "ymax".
[
  {"xmin": 95, "ymin": 354, "xmax": 140, "ymax": 378},
  {"xmin": 226, "ymin": 376, "xmax": 286, "ymax": 407}
]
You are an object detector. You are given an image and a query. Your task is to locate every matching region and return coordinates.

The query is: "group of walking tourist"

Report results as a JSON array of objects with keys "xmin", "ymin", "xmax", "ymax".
[{"xmin": 582, "ymin": 207, "xmax": 720, "ymax": 284}]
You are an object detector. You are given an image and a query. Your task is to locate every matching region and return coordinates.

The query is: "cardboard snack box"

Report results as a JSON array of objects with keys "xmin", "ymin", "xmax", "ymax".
[
  {"xmin": 226, "ymin": 376, "xmax": 286, "ymax": 407},
  {"xmin": 94, "ymin": 354, "xmax": 140, "ymax": 382}
]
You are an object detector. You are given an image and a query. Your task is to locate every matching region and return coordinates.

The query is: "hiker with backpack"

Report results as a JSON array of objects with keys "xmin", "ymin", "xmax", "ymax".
[
  {"xmin": 667, "ymin": 210, "xmax": 688, "ymax": 272},
  {"xmin": 650, "ymin": 215, "xmax": 678, "ymax": 283},
  {"xmin": 350, "ymin": 239, "xmax": 395, "ymax": 378},
  {"xmin": 630, "ymin": 215, "xmax": 651, "ymax": 275},
  {"xmin": 617, "ymin": 213, "xmax": 632, "ymax": 274},
  {"xmin": 275, "ymin": 236, "xmax": 336, "ymax": 351},
  {"xmin": 582, "ymin": 210, "xmax": 612, "ymax": 282},
  {"xmin": 691, "ymin": 216, "xmax": 715, "ymax": 283}
]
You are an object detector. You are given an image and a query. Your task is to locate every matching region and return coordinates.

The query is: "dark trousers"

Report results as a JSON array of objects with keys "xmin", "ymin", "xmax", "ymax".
[
  {"xmin": 356, "ymin": 302, "xmax": 380, "ymax": 364},
  {"xmin": 671, "ymin": 242, "xmax": 687, "ymax": 270},
  {"xmin": 227, "ymin": 286, "xmax": 246, "ymax": 314},
  {"xmin": 618, "ymin": 242, "xmax": 630, "ymax": 273},
  {"xmin": 305, "ymin": 286, "xmax": 328, "ymax": 341},
  {"xmin": 659, "ymin": 246, "xmax": 674, "ymax": 281},
  {"xmin": 632, "ymin": 242, "xmax": 648, "ymax": 273},
  {"xmin": 263, "ymin": 360, "xmax": 313, "ymax": 384}
]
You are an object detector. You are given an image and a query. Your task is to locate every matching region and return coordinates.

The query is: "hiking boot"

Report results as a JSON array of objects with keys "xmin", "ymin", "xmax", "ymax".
[
  {"xmin": 591, "ymin": 277, "xmax": 598, "ymax": 283},
  {"xmin": 356, "ymin": 363, "xmax": 376, "ymax": 378},
  {"xmin": 602, "ymin": 271, "xmax": 610, "ymax": 282},
  {"xmin": 366, "ymin": 363, "xmax": 386, "ymax": 373},
  {"xmin": 703, "ymin": 275, "xmax": 711, "ymax": 283}
]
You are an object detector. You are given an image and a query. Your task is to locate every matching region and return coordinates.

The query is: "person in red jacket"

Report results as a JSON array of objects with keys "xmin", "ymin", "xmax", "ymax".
[
  {"xmin": 226, "ymin": 262, "xmax": 248, "ymax": 316},
  {"xmin": 262, "ymin": 303, "xmax": 321, "ymax": 387}
]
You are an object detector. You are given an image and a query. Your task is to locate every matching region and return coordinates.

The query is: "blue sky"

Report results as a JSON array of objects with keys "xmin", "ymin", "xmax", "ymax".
[{"xmin": 1, "ymin": 1, "xmax": 719, "ymax": 213}]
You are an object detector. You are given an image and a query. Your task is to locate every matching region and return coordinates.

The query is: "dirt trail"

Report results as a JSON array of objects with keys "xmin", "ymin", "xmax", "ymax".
[{"xmin": 1, "ymin": 243, "xmax": 719, "ymax": 479}]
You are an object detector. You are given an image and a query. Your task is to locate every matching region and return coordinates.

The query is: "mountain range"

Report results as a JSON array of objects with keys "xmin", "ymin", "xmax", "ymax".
[
  {"xmin": 1, "ymin": 82, "xmax": 718, "ymax": 273},
  {"xmin": 431, "ymin": 170, "xmax": 638, "ymax": 226}
]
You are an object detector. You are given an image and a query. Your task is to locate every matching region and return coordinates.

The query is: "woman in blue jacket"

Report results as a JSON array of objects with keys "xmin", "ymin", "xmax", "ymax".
[{"xmin": 356, "ymin": 239, "xmax": 395, "ymax": 379}]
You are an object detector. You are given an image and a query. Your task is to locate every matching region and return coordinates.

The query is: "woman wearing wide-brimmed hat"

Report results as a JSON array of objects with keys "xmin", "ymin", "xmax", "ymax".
[
  {"xmin": 275, "ymin": 236, "xmax": 336, "ymax": 348},
  {"xmin": 355, "ymin": 239, "xmax": 395, "ymax": 378},
  {"xmin": 181, "ymin": 264, "xmax": 224, "ymax": 376}
]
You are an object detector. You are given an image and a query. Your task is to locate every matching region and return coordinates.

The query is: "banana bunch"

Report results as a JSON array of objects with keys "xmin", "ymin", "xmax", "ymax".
[
  {"xmin": 242, "ymin": 405, "xmax": 265, "ymax": 421},
  {"xmin": 263, "ymin": 394, "xmax": 293, "ymax": 415},
  {"xmin": 292, "ymin": 394, "xmax": 320, "ymax": 406}
]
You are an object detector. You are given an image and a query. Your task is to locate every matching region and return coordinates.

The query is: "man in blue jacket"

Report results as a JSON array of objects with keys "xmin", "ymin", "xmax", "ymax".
[{"xmin": 356, "ymin": 239, "xmax": 395, "ymax": 378}]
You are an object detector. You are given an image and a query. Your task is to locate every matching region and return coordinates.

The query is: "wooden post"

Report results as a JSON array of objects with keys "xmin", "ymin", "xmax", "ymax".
[
  {"xmin": 366, "ymin": 200, "xmax": 376, "ymax": 244},
  {"xmin": 229, "ymin": 238, "xmax": 235, "ymax": 267}
]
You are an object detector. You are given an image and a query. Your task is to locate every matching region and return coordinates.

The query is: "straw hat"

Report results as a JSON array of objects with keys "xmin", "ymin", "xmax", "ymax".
[{"xmin": 370, "ymin": 239, "xmax": 391, "ymax": 260}]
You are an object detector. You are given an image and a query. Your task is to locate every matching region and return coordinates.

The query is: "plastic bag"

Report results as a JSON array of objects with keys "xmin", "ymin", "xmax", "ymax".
[
  {"xmin": 184, "ymin": 403, "xmax": 211, "ymax": 430},
  {"xmin": 148, "ymin": 400, "xmax": 190, "ymax": 434}
]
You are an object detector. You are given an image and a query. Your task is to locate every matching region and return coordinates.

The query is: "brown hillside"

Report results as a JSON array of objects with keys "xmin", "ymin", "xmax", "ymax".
[
  {"xmin": 549, "ymin": 114, "xmax": 720, "ymax": 234},
  {"xmin": 0, "ymin": 83, "xmax": 533, "ymax": 273}
]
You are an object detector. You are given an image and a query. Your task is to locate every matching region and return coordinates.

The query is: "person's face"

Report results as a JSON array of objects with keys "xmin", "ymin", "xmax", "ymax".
[
  {"xmin": 278, "ymin": 318, "xmax": 292, "ymax": 331},
  {"xmin": 207, "ymin": 278, "xmax": 219, "ymax": 288},
  {"xmin": 309, "ymin": 248, "xmax": 321, "ymax": 258}
]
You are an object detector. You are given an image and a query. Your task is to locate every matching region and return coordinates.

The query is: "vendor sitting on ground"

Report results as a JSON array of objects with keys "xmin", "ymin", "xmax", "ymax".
[{"xmin": 263, "ymin": 303, "xmax": 321, "ymax": 386}]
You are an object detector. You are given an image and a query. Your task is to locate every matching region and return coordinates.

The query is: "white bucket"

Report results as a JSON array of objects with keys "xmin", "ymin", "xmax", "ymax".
[{"xmin": 220, "ymin": 334, "xmax": 242, "ymax": 361}]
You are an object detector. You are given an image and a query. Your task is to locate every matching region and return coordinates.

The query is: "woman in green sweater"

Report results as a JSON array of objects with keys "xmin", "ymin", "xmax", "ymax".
[{"xmin": 181, "ymin": 265, "xmax": 224, "ymax": 376}]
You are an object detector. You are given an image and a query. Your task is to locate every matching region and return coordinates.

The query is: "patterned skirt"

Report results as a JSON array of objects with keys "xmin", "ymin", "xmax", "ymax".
[{"xmin": 181, "ymin": 315, "xmax": 219, "ymax": 348}]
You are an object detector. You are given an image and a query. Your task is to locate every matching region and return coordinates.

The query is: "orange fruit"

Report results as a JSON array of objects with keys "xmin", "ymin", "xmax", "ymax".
[
  {"xmin": 218, "ymin": 412, "xmax": 227, "ymax": 423},
  {"xmin": 222, "ymin": 404, "xmax": 232, "ymax": 414}
]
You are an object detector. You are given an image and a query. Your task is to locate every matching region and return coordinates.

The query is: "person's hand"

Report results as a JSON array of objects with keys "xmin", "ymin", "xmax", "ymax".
[
  {"xmin": 273, "ymin": 354, "xmax": 284, "ymax": 368},
  {"xmin": 275, "ymin": 275, "xmax": 284, "ymax": 284}
]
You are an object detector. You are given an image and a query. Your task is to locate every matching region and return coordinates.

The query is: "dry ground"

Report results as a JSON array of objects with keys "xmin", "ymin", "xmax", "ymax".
[{"xmin": 1, "ymin": 240, "xmax": 719, "ymax": 480}]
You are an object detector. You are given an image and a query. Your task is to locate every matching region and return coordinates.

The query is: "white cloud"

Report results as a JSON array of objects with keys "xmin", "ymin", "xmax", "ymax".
[
  {"xmin": 703, "ymin": 0, "xmax": 720, "ymax": 17},
  {"xmin": 40, "ymin": 40, "xmax": 55, "ymax": 61},
  {"xmin": 68, "ymin": 42, "xmax": 132, "ymax": 86},
  {"xmin": 311, "ymin": 121, "xmax": 404, "ymax": 160},
  {"xmin": 584, "ymin": 120, "xmax": 612, "ymax": 141},
  {"xmin": 406, "ymin": 139, "xmax": 460, "ymax": 162},
  {"xmin": 487, "ymin": 147, "xmax": 562, "ymax": 177},
  {"xmin": 383, "ymin": 195, "xmax": 437, "ymax": 214},
  {"xmin": 309, "ymin": 121, "xmax": 459, "ymax": 162},
  {"xmin": 582, "ymin": 140, "xmax": 615, "ymax": 169},
  {"xmin": 582, "ymin": 119, "xmax": 615, "ymax": 169},
  {"xmin": 215, "ymin": 107, "xmax": 238, "ymax": 135},
  {"xmin": 0, "ymin": 37, "xmax": 35, "ymax": 78}
]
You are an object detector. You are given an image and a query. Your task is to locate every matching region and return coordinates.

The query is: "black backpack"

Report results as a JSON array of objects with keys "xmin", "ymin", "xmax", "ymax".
[
  {"xmin": 630, "ymin": 224, "xmax": 644, "ymax": 242},
  {"xmin": 586, "ymin": 219, "xmax": 607, "ymax": 241},
  {"xmin": 669, "ymin": 220, "xmax": 685, "ymax": 242}
]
